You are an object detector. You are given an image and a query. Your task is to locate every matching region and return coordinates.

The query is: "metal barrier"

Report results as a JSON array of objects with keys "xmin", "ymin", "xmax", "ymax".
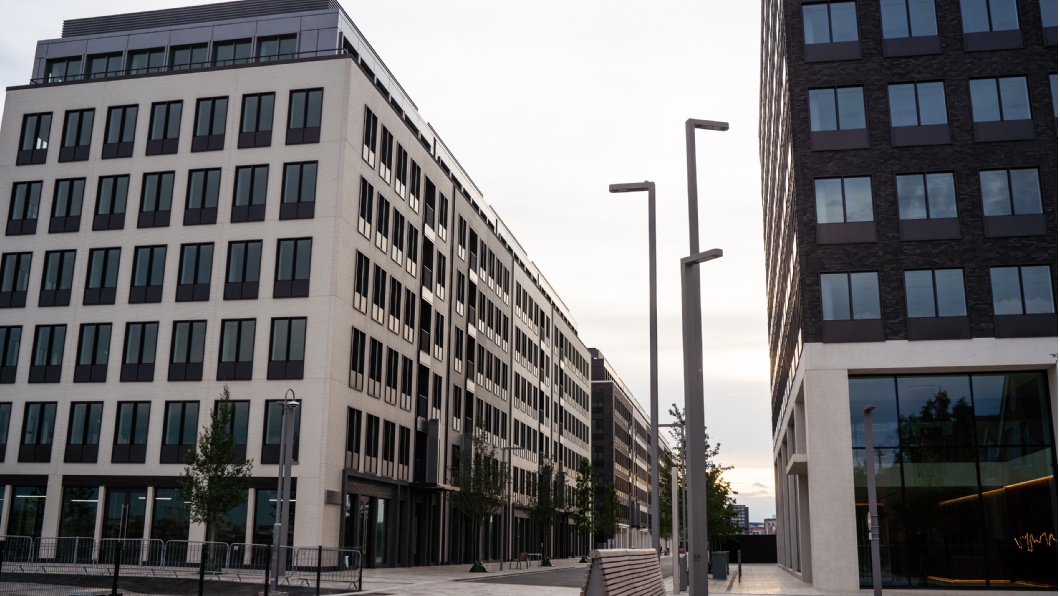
[
  {"xmin": 32, "ymin": 536, "xmax": 96, "ymax": 573},
  {"xmin": 0, "ymin": 536, "xmax": 34, "ymax": 570},
  {"xmin": 97, "ymin": 538, "xmax": 165, "ymax": 573},
  {"xmin": 290, "ymin": 546, "xmax": 363, "ymax": 591},
  {"xmin": 225, "ymin": 543, "xmax": 293, "ymax": 583}
]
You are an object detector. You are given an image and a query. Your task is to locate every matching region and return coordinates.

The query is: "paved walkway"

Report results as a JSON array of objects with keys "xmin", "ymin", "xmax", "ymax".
[{"xmin": 355, "ymin": 559, "xmax": 1058, "ymax": 596}]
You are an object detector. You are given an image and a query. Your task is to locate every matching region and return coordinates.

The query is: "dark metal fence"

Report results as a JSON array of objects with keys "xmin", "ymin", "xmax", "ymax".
[{"xmin": 0, "ymin": 536, "xmax": 362, "ymax": 595}]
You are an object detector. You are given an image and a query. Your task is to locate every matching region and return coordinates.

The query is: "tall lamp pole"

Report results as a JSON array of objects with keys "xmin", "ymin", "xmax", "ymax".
[
  {"xmin": 682, "ymin": 118, "xmax": 728, "ymax": 595},
  {"xmin": 608, "ymin": 181, "xmax": 660, "ymax": 556},
  {"xmin": 272, "ymin": 390, "xmax": 299, "ymax": 591}
]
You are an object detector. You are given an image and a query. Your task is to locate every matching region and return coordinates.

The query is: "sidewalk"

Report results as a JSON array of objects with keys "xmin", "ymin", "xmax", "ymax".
[{"xmin": 357, "ymin": 556, "xmax": 589, "ymax": 595}]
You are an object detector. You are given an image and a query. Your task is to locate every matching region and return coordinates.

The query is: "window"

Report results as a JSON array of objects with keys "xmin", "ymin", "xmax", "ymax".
[
  {"xmin": 274, "ymin": 238, "xmax": 311, "ymax": 298},
  {"xmin": 881, "ymin": 0, "xmax": 939, "ymax": 37},
  {"xmin": 138, "ymin": 171, "xmax": 174, "ymax": 228},
  {"xmin": 239, "ymin": 93, "xmax": 274, "ymax": 148},
  {"xmin": 1052, "ymin": 74, "xmax": 1058, "ymax": 117},
  {"xmin": 169, "ymin": 43, "xmax": 208, "ymax": 70},
  {"xmin": 400, "ymin": 356, "xmax": 413, "ymax": 410},
  {"xmin": 269, "ymin": 317, "xmax": 306, "ymax": 380},
  {"xmin": 991, "ymin": 266, "xmax": 1055, "ymax": 337},
  {"xmin": 287, "ymin": 88, "xmax": 322, "ymax": 144},
  {"xmin": 887, "ymin": 81, "xmax": 949, "ymax": 144},
  {"xmin": 961, "ymin": 0, "xmax": 1020, "ymax": 32},
  {"xmin": 102, "ymin": 105, "xmax": 137, "ymax": 159},
  {"xmin": 438, "ymin": 195, "xmax": 449, "ymax": 239},
  {"xmin": 803, "ymin": 2, "xmax": 861, "ymax": 60},
  {"xmin": 362, "ymin": 107, "xmax": 378, "ymax": 166},
  {"xmin": 392, "ymin": 211, "xmax": 406, "ymax": 263},
  {"xmin": 280, "ymin": 161, "xmax": 317, "ymax": 220},
  {"xmin": 423, "ymin": 179, "xmax": 436, "ymax": 229},
  {"xmin": 991, "ymin": 266, "xmax": 1054, "ymax": 315},
  {"xmin": 146, "ymin": 101, "xmax": 182, "ymax": 155},
  {"xmin": 232, "ymin": 165, "xmax": 268, "ymax": 222},
  {"xmin": 358, "ymin": 177, "xmax": 375, "ymax": 238},
  {"xmin": 365, "ymin": 415, "xmax": 380, "ymax": 458},
  {"xmin": 388, "ymin": 278, "xmax": 402, "ymax": 332},
  {"xmin": 354, "ymin": 252, "xmax": 370, "ymax": 313},
  {"xmin": 383, "ymin": 421, "xmax": 396, "ymax": 463},
  {"xmin": 814, "ymin": 177, "xmax": 875, "ymax": 244},
  {"xmin": 20, "ymin": 402, "xmax": 56, "ymax": 463},
  {"xmin": 29, "ymin": 324, "xmax": 65, "ymax": 383},
  {"xmin": 808, "ymin": 87, "xmax": 868, "ymax": 150},
  {"xmin": 436, "ymin": 252, "xmax": 448, "ymax": 297},
  {"xmin": 262, "ymin": 400, "xmax": 300, "ymax": 464},
  {"xmin": 86, "ymin": 52, "xmax": 122, "ymax": 78},
  {"xmin": 969, "ymin": 76, "xmax": 1033, "ymax": 141},
  {"xmin": 372, "ymin": 265, "xmax": 387, "ymax": 322},
  {"xmin": 45, "ymin": 56, "xmax": 82, "ymax": 82},
  {"xmin": 385, "ymin": 348, "xmax": 399, "ymax": 400},
  {"xmin": 0, "ymin": 252, "xmax": 32, "ymax": 308},
  {"xmin": 83, "ymin": 248, "xmax": 119, "ymax": 306},
  {"xmin": 169, "ymin": 320, "xmax": 207, "ymax": 382},
  {"xmin": 980, "ymin": 168, "xmax": 1044, "ymax": 237},
  {"xmin": 59, "ymin": 109, "xmax": 94, "ymax": 162},
  {"xmin": 224, "ymin": 240, "xmax": 261, "ymax": 300},
  {"xmin": 185, "ymin": 168, "xmax": 221, "ymax": 225},
  {"xmin": 113, "ymin": 402, "xmax": 150, "ymax": 463},
  {"xmin": 350, "ymin": 328, "xmax": 366, "ymax": 390},
  {"xmin": 395, "ymin": 145, "xmax": 408, "ymax": 197},
  {"xmin": 177, "ymin": 243, "xmax": 214, "ymax": 302},
  {"xmin": 216, "ymin": 400, "xmax": 249, "ymax": 459},
  {"xmin": 127, "ymin": 47, "xmax": 164, "ymax": 74},
  {"xmin": 368, "ymin": 338, "xmax": 383, "ymax": 397},
  {"xmin": 346, "ymin": 407, "xmax": 362, "ymax": 454},
  {"xmin": 257, "ymin": 35, "xmax": 296, "ymax": 61},
  {"xmin": 409, "ymin": 160, "xmax": 421, "ymax": 212},
  {"xmin": 74, "ymin": 323, "xmax": 110, "ymax": 383},
  {"xmin": 192, "ymin": 97, "xmax": 228, "ymax": 152},
  {"xmin": 896, "ymin": 172, "xmax": 959, "ymax": 240},
  {"xmin": 17, "ymin": 113, "xmax": 51, "ymax": 165},
  {"xmin": 50, "ymin": 178, "xmax": 83, "ymax": 233},
  {"xmin": 218, "ymin": 319, "xmax": 255, "ymax": 381},
  {"xmin": 161, "ymin": 402, "xmax": 199, "ymax": 463},
  {"xmin": 65, "ymin": 402, "xmax": 103, "ymax": 463},
  {"xmin": 130, "ymin": 245, "xmax": 166, "ymax": 303},
  {"xmin": 379, "ymin": 127, "xmax": 394, "ymax": 183},
  {"xmin": 213, "ymin": 38, "xmax": 251, "ymax": 66},
  {"xmin": 8, "ymin": 181, "xmax": 41, "ymax": 236},
  {"xmin": 822, "ymin": 272, "xmax": 881, "ymax": 320},
  {"xmin": 905, "ymin": 268, "xmax": 968, "ymax": 322},
  {"xmin": 376, "ymin": 195, "xmax": 391, "ymax": 250},
  {"xmin": 93, "ymin": 175, "xmax": 129, "ymax": 231},
  {"xmin": 121, "ymin": 322, "xmax": 158, "ymax": 382},
  {"xmin": 0, "ymin": 327, "xmax": 21, "ymax": 384},
  {"xmin": 39, "ymin": 250, "xmax": 75, "ymax": 307}
]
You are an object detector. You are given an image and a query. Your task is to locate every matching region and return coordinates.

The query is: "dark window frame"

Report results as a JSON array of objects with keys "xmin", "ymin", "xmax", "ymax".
[
  {"xmin": 176, "ymin": 243, "xmax": 214, "ymax": 302},
  {"xmin": 19, "ymin": 402, "xmax": 56, "ymax": 463},
  {"xmin": 262, "ymin": 399, "xmax": 300, "ymax": 464},
  {"xmin": 217, "ymin": 318, "xmax": 255, "ymax": 381},
  {"xmin": 93, "ymin": 175, "xmax": 130, "ymax": 231},
  {"xmin": 225, "ymin": 240, "xmax": 262, "ymax": 300},
  {"xmin": 238, "ymin": 93, "xmax": 275, "ymax": 148},
  {"xmin": 102, "ymin": 105, "xmax": 138, "ymax": 159},
  {"xmin": 160, "ymin": 401, "xmax": 199, "ymax": 463},
  {"xmin": 169, "ymin": 320, "xmax": 207, "ymax": 382},
  {"xmin": 267, "ymin": 317, "xmax": 306, "ymax": 380},
  {"xmin": 8, "ymin": 180, "xmax": 42, "ymax": 236},
  {"xmin": 84, "ymin": 247, "xmax": 120, "ymax": 306},
  {"xmin": 129, "ymin": 245, "xmax": 166, "ymax": 303},
  {"xmin": 192, "ymin": 97, "xmax": 228, "ymax": 152},
  {"xmin": 39, "ymin": 249, "xmax": 75, "ymax": 307},
  {"xmin": 231, "ymin": 164, "xmax": 268, "ymax": 222},
  {"xmin": 286, "ymin": 88, "xmax": 322, "ymax": 145},
  {"xmin": 0, "ymin": 252, "xmax": 32, "ymax": 309},
  {"xmin": 64, "ymin": 401, "xmax": 103, "ymax": 463},
  {"xmin": 274, "ymin": 237, "xmax": 311, "ymax": 298},
  {"xmin": 0, "ymin": 326, "xmax": 22, "ymax": 384},
  {"xmin": 362, "ymin": 106, "xmax": 378, "ymax": 166},
  {"xmin": 112, "ymin": 401, "xmax": 150, "ymax": 463},
  {"xmin": 146, "ymin": 100, "xmax": 182, "ymax": 156},
  {"xmin": 73, "ymin": 322, "xmax": 111, "ymax": 383},
  {"xmin": 184, "ymin": 168, "xmax": 221, "ymax": 225},
  {"xmin": 29, "ymin": 324, "xmax": 65, "ymax": 383},
  {"xmin": 279, "ymin": 161, "xmax": 317, "ymax": 220},
  {"xmin": 121, "ymin": 321, "xmax": 158, "ymax": 382},
  {"xmin": 50, "ymin": 178, "xmax": 84, "ymax": 234},
  {"xmin": 59, "ymin": 108, "xmax": 94, "ymax": 162},
  {"xmin": 138, "ymin": 171, "xmax": 175, "ymax": 229},
  {"xmin": 17, "ymin": 112, "xmax": 52, "ymax": 166}
]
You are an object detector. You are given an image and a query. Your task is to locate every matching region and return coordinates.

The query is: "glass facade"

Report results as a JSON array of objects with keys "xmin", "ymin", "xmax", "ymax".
[
  {"xmin": 151, "ymin": 488, "xmax": 189, "ymax": 543},
  {"xmin": 8, "ymin": 486, "xmax": 46, "ymax": 537},
  {"xmin": 850, "ymin": 372, "xmax": 1057, "ymax": 588}
]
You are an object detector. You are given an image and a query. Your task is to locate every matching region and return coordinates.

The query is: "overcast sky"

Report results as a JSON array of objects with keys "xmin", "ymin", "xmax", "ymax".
[{"xmin": 1, "ymin": 1, "xmax": 776, "ymax": 523}]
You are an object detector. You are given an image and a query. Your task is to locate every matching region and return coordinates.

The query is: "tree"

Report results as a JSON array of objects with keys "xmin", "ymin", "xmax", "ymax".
[
  {"xmin": 449, "ymin": 431, "xmax": 508, "ymax": 572},
  {"xmin": 531, "ymin": 463, "xmax": 558, "ymax": 563},
  {"xmin": 178, "ymin": 385, "xmax": 254, "ymax": 546},
  {"xmin": 594, "ymin": 482, "xmax": 622, "ymax": 543},
  {"xmin": 667, "ymin": 403, "xmax": 740, "ymax": 549},
  {"xmin": 571, "ymin": 457, "xmax": 595, "ymax": 560},
  {"xmin": 658, "ymin": 454, "xmax": 674, "ymax": 542}
]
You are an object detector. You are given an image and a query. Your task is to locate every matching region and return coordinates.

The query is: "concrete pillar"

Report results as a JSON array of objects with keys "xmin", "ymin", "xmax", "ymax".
[
  {"xmin": 41, "ymin": 475, "xmax": 62, "ymax": 538},
  {"xmin": 143, "ymin": 486, "xmax": 155, "ymax": 541},
  {"xmin": 93, "ymin": 486, "xmax": 105, "ymax": 541},
  {"xmin": 802, "ymin": 368, "xmax": 858, "ymax": 592},
  {"xmin": 0, "ymin": 484, "xmax": 12, "ymax": 534}
]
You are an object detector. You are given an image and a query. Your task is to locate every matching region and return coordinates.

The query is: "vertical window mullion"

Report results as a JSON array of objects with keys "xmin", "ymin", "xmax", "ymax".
[{"xmin": 1017, "ymin": 267, "xmax": 1028, "ymax": 314}]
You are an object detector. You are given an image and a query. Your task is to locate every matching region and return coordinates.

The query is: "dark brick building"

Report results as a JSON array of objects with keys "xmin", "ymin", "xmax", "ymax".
[{"xmin": 760, "ymin": 0, "xmax": 1056, "ymax": 590}]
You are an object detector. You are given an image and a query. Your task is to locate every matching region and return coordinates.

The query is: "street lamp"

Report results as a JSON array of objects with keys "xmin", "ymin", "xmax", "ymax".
[
  {"xmin": 607, "ymin": 181, "xmax": 661, "ymax": 557},
  {"xmin": 683, "ymin": 117, "xmax": 727, "ymax": 596},
  {"xmin": 271, "ymin": 390, "xmax": 299, "ymax": 591},
  {"xmin": 681, "ymin": 248, "xmax": 723, "ymax": 595}
]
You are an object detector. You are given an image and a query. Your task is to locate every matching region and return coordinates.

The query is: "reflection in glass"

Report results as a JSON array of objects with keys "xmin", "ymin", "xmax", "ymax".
[
  {"xmin": 849, "ymin": 377, "xmax": 899, "ymax": 447},
  {"xmin": 151, "ymin": 488, "xmax": 189, "ymax": 543}
]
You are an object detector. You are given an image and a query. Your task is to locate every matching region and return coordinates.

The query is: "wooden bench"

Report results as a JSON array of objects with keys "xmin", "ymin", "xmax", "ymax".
[{"xmin": 580, "ymin": 548, "xmax": 665, "ymax": 596}]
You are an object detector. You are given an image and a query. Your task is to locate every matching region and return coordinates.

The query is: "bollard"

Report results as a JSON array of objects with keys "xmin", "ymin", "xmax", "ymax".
[
  {"xmin": 263, "ymin": 544, "xmax": 272, "ymax": 596},
  {"xmin": 198, "ymin": 547, "xmax": 207, "ymax": 596},
  {"xmin": 111, "ymin": 540, "xmax": 124, "ymax": 596},
  {"xmin": 315, "ymin": 545, "xmax": 323, "ymax": 595},
  {"xmin": 738, "ymin": 549, "xmax": 742, "ymax": 583}
]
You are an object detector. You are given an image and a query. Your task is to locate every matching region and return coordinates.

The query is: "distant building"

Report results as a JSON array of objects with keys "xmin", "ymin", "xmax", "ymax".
[
  {"xmin": 733, "ymin": 504, "xmax": 750, "ymax": 534},
  {"xmin": 764, "ymin": 516, "xmax": 777, "ymax": 536}
]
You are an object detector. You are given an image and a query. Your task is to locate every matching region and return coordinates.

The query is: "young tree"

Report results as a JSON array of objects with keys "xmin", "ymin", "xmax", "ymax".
[
  {"xmin": 178, "ymin": 385, "xmax": 254, "ymax": 546},
  {"xmin": 594, "ymin": 482, "xmax": 622, "ymax": 544},
  {"xmin": 531, "ymin": 463, "xmax": 557, "ymax": 564},
  {"xmin": 666, "ymin": 403, "xmax": 740, "ymax": 549},
  {"xmin": 449, "ymin": 432, "xmax": 508, "ymax": 572},
  {"xmin": 571, "ymin": 457, "xmax": 595, "ymax": 561},
  {"xmin": 658, "ymin": 454, "xmax": 674, "ymax": 543}
]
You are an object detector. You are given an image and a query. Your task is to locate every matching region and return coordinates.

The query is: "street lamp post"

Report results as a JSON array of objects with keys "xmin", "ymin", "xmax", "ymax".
[
  {"xmin": 608, "ymin": 181, "xmax": 660, "ymax": 556},
  {"xmin": 680, "ymin": 248, "xmax": 723, "ymax": 594},
  {"xmin": 271, "ymin": 390, "xmax": 299, "ymax": 591},
  {"xmin": 682, "ymin": 117, "xmax": 728, "ymax": 596}
]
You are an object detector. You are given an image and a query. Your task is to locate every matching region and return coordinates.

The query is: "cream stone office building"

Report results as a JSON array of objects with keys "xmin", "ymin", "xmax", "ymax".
[{"xmin": 0, "ymin": 0, "xmax": 594, "ymax": 567}]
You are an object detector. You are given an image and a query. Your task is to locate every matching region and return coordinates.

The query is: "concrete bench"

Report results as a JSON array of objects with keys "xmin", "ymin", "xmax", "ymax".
[{"xmin": 581, "ymin": 548, "xmax": 665, "ymax": 596}]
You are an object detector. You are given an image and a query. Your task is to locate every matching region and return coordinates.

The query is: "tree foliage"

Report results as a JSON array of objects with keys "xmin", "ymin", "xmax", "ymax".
[
  {"xmin": 666, "ymin": 403, "xmax": 741, "ymax": 546},
  {"xmin": 449, "ymin": 432, "xmax": 508, "ymax": 562},
  {"xmin": 594, "ymin": 482, "xmax": 622, "ymax": 539},
  {"xmin": 658, "ymin": 454, "xmax": 674, "ymax": 541},
  {"xmin": 178, "ymin": 385, "xmax": 253, "ymax": 543},
  {"xmin": 571, "ymin": 457, "xmax": 595, "ymax": 543}
]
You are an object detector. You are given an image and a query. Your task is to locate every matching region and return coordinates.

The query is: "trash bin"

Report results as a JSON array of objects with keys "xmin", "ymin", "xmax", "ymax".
[
  {"xmin": 711, "ymin": 551, "xmax": 729, "ymax": 580},
  {"xmin": 678, "ymin": 553, "xmax": 688, "ymax": 591}
]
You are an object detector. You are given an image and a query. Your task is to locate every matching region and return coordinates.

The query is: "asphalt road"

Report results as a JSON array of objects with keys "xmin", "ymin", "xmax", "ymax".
[{"xmin": 466, "ymin": 556, "xmax": 674, "ymax": 588}]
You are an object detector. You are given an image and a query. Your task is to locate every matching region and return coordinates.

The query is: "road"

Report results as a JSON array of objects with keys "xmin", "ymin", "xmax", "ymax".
[{"xmin": 465, "ymin": 555, "xmax": 674, "ymax": 588}]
